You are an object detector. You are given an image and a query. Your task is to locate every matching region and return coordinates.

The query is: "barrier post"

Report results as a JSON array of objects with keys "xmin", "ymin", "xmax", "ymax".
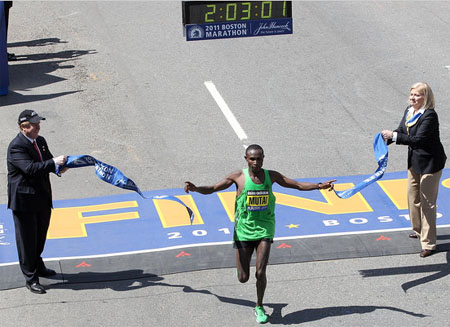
[{"xmin": 0, "ymin": 1, "xmax": 9, "ymax": 96}]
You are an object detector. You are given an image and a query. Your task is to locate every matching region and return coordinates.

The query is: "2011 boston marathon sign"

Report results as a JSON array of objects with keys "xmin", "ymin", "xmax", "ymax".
[{"xmin": 182, "ymin": 1, "xmax": 293, "ymax": 41}]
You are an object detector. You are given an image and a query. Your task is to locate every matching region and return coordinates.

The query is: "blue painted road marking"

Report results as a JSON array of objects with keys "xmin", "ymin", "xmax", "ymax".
[{"xmin": 0, "ymin": 169, "xmax": 449, "ymax": 265}]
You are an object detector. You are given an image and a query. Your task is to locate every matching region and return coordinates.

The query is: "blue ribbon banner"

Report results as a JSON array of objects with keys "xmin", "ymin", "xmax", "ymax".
[
  {"xmin": 57, "ymin": 155, "xmax": 194, "ymax": 223},
  {"xmin": 334, "ymin": 133, "xmax": 388, "ymax": 199}
]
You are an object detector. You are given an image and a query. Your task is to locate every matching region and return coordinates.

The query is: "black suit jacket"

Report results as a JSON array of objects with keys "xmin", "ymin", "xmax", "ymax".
[
  {"xmin": 7, "ymin": 133, "xmax": 56, "ymax": 211},
  {"xmin": 390, "ymin": 107, "xmax": 447, "ymax": 174}
]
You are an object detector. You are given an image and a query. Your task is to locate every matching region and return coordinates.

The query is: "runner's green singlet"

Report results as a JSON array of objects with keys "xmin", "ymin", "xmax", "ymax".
[{"xmin": 233, "ymin": 168, "xmax": 276, "ymax": 241}]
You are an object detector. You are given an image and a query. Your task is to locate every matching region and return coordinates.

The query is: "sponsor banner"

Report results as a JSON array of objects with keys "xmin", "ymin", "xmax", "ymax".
[{"xmin": 186, "ymin": 18, "xmax": 293, "ymax": 41}]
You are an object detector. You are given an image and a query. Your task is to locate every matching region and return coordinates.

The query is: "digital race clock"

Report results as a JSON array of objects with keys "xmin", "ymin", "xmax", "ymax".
[
  {"xmin": 183, "ymin": 1, "xmax": 292, "ymax": 25},
  {"xmin": 182, "ymin": 1, "xmax": 293, "ymax": 41}
]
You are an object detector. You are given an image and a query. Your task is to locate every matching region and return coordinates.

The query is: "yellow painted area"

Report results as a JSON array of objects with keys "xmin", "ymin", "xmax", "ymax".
[
  {"xmin": 217, "ymin": 191, "xmax": 236, "ymax": 222},
  {"xmin": 377, "ymin": 179, "xmax": 408, "ymax": 209},
  {"xmin": 153, "ymin": 195, "xmax": 203, "ymax": 228},
  {"xmin": 46, "ymin": 177, "xmax": 432, "ymax": 239},
  {"xmin": 274, "ymin": 183, "xmax": 372, "ymax": 214},
  {"xmin": 48, "ymin": 201, "xmax": 139, "ymax": 239},
  {"xmin": 217, "ymin": 183, "xmax": 373, "ymax": 220},
  {"xmin": 442, "ymin": 178, "xmax": 450, "ymax": 188}
]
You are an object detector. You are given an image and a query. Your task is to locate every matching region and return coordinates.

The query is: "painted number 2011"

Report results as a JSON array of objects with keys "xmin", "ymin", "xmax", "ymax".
[{"xmin": 168, "ymin": 228, "xmax": 231, "ymax": 239}]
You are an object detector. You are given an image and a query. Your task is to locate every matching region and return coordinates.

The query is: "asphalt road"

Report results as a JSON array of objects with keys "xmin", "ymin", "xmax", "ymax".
[
  {"xmin": 1, "ymin": 2, "xmax": 450, "ymax": 326},
  {"xmin": 1, "ymin": 252, "xmax": 450, "ymax": 326}
]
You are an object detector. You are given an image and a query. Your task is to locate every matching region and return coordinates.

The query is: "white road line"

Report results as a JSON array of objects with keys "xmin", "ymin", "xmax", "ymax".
[
  {"xmin": 58, "ymin": 12, "xmax": 79, "ymax": 19},
  {"xmin": 204, "ymin": 81, "xmax": 248, "ymax": 148}
]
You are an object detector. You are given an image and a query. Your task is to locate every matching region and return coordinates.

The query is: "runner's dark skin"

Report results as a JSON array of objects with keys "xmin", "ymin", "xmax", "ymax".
[{"xmin": 185, "ymin": 146, "xmax": 335, "ymax": 307}]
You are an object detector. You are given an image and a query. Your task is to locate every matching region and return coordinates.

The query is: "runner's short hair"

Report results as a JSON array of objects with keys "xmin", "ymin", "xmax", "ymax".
[{"xmin": 245, "ymin": 144, "xmax": 264, "ymax": 156}]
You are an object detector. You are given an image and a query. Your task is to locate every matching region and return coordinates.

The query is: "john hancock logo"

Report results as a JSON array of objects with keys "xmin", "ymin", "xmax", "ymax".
[{"xmin": 254, "ymin": 21, "xmax": 291, "ymax": 36}]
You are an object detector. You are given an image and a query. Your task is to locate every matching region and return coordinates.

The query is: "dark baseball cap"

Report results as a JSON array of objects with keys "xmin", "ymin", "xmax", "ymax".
[{"xmin": 18, "ymin": 110, "xmax": 46, "ymax": 124}]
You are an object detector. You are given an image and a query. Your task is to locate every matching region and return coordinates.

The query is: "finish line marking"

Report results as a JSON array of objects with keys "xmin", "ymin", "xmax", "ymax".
[
  {"xmin": 4, "ymin": 225, "xmax": 450, "ymax": 267},
  {"xmin": 204, "ymin": 81, "xmax": 248, "ymax": 149}
]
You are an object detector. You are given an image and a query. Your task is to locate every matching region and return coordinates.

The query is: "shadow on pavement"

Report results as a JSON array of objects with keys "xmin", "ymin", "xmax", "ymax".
[
  {"xmin": 43, "ymin": 269, "xmax": 427, "ymax": 324},
  {"xmin": 0, "ymin": 37, "xmax": 95, "ymax": 106},
  {"xmin": 0, "ymin": 89, "xmax": 81, "ymax": 106},
  {"xmin": 268, "ymin": 305, "xmax": 427, "ymax": 325},
  {"xmin": 8, "ymin": 38, "xmax": 69, "ymax": 48},
  {"xmin": 47, "ymin": 270, "xmax": 164, "ymax": 292},
  {"xmin": 12, "ymin": 50, "xmax": 96, "ymax": 62},
  {"xmin": 359, "ymin": 251, "xmax": 450, "ymax": 293}
]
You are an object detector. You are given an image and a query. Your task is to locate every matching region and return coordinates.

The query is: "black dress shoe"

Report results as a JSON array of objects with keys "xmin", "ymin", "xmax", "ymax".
[
  {"xmin": 420, "ymin": 249, "xmax": 434, "ymax": 258},
  {"xmin": 39, "ymin": 268, "xmax": 57, "ymax": 277},
  {"xmin": 409, "ymin": 233, "xmax": 419, "ymax": 239},
  {"xmin": 26, "ymin": 282, "xmax": 46, "ymax": 294}
]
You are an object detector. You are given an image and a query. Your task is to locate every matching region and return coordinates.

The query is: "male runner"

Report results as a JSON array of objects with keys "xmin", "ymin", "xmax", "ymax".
[{"xmin": 184, "ymin": 144, "xmax": 335, "ymax": 323}]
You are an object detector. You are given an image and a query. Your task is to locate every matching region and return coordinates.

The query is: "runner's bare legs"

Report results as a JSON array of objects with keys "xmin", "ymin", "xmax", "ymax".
[
  {"xmin": 235, "ymin": 241, "xmax": 271, "ymax": 307},
  {"xmin": 236, "ymin": 246, "xmax": 254, "ymax": 283},
  {"xmin": 255, "ymin": 241, "xmax": 271, "ymax": 306}
]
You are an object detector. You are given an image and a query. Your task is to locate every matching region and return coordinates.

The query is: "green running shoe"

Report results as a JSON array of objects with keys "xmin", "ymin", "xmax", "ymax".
[{"xmin": 254, "ymin": 306, "xmax": 268, "ymax": 324}]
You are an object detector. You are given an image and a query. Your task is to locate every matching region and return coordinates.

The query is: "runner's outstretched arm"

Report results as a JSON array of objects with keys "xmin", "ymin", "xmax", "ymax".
[
  {"xmin": 270, "ymin": 171, "xmax": 336, "ymax": 191},
  {"xmin": 185, "ymin": 171, "xmax": 241, "ymax": 195}
]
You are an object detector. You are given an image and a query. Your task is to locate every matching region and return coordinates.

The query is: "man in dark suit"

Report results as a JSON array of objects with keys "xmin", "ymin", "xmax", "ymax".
[{"xmin": 7, "ymin": 110, "xmax": 67, "ymax": 294}]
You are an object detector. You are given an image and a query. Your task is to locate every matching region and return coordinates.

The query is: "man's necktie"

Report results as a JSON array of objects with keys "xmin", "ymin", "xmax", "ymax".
[{"xmin": 33, "ymin": 140, "xmax": 43, "ymax": 162}]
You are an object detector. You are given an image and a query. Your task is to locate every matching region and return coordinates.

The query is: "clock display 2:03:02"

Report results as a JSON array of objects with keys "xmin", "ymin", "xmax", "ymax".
[{"xmin": 187, "ymin": 1, "xmax": 292, "ymax": 24}]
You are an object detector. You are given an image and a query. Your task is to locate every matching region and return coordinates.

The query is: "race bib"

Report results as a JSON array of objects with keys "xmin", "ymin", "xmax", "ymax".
[{"xmin": 247, "ymin": 190, "xmax": 269, "ymax": 211}]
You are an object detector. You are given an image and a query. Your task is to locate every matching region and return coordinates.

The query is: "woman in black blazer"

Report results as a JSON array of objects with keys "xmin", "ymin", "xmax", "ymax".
[{"xmin": 382, "ymin": 82, "xmax": 447, "ymax": 258}]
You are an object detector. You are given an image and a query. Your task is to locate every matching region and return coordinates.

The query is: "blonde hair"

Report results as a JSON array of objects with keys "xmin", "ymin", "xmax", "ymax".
[{"xmin": 410, "ymin": 82, "xmax": 435, "ymax": 109}]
